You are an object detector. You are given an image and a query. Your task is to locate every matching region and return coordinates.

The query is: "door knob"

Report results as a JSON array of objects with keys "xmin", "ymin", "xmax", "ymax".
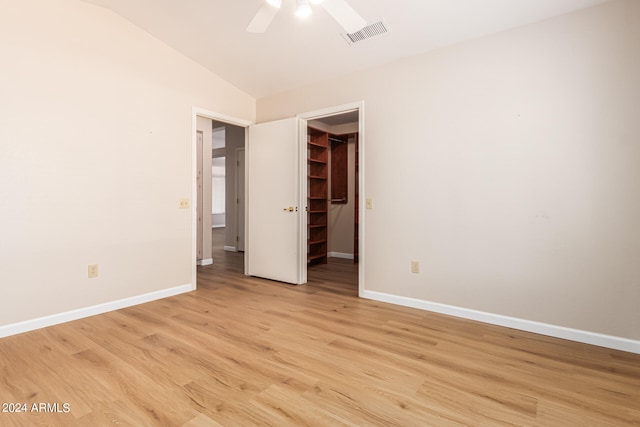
[{"xmin": 283, "ymin": 206, "xmax": 294, "ymax": 212}]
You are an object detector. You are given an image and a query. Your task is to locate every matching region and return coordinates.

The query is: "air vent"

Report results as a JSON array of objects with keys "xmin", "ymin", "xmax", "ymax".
[{"xmin": 342, "ymin": 20, "xmax": 390, "ymax": 45}]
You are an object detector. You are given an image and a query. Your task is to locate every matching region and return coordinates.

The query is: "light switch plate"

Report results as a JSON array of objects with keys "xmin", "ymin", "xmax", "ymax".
[
  {"xmin": 366, "ymin": 198, "xmax": 373, "ymax": 209},
  {"xmin": 411, "ymin": 260, "xmax": 420, "ymax": 274},
  {"xmin": 88, "ymin": 264, "xmax": 99, "ymax": 278}
]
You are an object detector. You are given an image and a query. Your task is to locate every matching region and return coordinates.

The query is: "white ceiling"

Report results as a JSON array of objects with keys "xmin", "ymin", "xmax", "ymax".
[{"xmin": 81, "ymin": 0, "xmax": 609, "ymax": 99}]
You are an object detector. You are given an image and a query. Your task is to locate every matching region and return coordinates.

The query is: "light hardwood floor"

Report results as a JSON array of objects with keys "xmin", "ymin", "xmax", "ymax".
[{"xmin": 0, "ymin": 241, "xmax": 639, "ymax": 426}]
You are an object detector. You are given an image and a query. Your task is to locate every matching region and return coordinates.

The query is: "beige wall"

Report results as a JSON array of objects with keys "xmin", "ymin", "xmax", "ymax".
[
  {"xmin": 0, "ymin": 0, "xmax": 254, "ymax": 327},
  {"xmin": 258, "ymin": 0, "xmax": 640, "ymax": 341}
]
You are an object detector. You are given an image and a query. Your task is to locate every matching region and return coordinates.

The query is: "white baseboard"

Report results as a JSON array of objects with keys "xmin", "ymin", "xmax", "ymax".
[
  {"xmin": 328, "ymin": 252, "xmax": 354, "ymax": 260},
  {"xmin": 197, "ymin": 258, "xmax": 213, "ymax": 266},
  {"xmin": 0, "ymin": 284, "xmax": 193, "ymax": 339},
  {"xmin": 361, "ymin": 290, "xmax": 640, "ymax": 355},
  {"xmin": 224, "ymin": 246, "xmax": 237, "ymax": 252}
]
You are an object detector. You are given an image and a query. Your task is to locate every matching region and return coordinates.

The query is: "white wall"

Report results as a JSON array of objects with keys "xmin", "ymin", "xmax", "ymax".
[
  {"xmin": 257, "ymin": 0, "xmax": 640, "ymax": 342},
  {"xmin": 0, "ymin": 0, "xmax": 254, "ymax": 329}
]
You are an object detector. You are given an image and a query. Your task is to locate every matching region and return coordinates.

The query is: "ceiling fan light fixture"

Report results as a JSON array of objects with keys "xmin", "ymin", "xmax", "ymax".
[
  {"xmin": 248, "ymin": 0, "xmax": 366, "ymax": 33},
  {"xmin": 296, "ymin": 0, "xmax": 312, "ymax": 18}
]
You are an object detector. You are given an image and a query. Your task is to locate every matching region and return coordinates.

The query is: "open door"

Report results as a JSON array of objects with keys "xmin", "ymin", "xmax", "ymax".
[{"xmin": 246, "ymin": 117, "xmax": 305, "ymax": 284}]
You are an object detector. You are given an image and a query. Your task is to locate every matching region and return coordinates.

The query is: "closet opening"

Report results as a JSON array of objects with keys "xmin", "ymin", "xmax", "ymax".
[{"xmin": 306, "ymin": 110, "xmax": 360, "ymax": 290}]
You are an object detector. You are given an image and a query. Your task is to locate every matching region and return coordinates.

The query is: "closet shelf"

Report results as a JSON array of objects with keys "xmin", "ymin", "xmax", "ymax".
[
  {"xmin": 308, "ymin": 127, "xmax": 329, "ymax": 265},
  {"xmin": 308, "ymin": 158, "xmax": 327, "ymax": 165},
  {"xmin": 308, "ymin": 141, "xmax": 327, "ymax": 148},
  {"xmin": 308, "ymin": 223, "xmax": 327, "ymax": 229},
  {"xmin": 308, "ymin": 253, "xmax": 327, "ymax": 261}
]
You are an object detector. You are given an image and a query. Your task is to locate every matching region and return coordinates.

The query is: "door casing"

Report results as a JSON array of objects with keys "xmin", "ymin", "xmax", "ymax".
[
  {"xmin": 236, "ymin": 147, "xmax": 246, "ymax": 252},
  {"xmin": 298, "ymin": 101, "xmax": 365, "ymax": 296}
]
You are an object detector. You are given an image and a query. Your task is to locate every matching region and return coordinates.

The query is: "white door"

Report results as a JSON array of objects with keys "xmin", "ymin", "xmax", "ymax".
[{"xmin": 246, "ymin": 118, "xmax": 305, "ymax": 284}]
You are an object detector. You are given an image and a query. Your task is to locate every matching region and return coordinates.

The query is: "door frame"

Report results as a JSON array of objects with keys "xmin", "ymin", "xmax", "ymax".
[
  {"xmin": 235, "ymin": 147, "xmax": 246, "ymax": 252},
  {"xmin": 191, "ymin": 107, "xmax": 252, "ymax": 289},
  {"xmin": 298, "ymin": 101, "xmax": 365, "ymax": 296}
]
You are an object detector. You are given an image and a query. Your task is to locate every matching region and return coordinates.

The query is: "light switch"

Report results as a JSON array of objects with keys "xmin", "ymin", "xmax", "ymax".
[
  {"xmin": 88, "ymin": 264, "xmax": 99, "ymax": 278},
  {"xmin": 411, "ymin": 260, "xmax": 420, "ymax": 274},
  {"xmin": 366, "ymin": 198, "xmax": 373, "ymax": 209}
]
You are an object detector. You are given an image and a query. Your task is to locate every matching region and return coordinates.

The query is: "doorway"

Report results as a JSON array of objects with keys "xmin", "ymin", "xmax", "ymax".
[
  {"xmin": 210, "ymin": 120, "xmax": 246, "ymax": 263},
  {"xmin": 192, "ymin": 109, "xmax": 251, "ymax": 287},
  {"xmin": 305, "ymin": 110, "xmax": 360, "ymax": 293}
]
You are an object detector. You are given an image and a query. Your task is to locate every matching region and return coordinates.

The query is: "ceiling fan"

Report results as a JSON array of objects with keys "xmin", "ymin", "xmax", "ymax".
[{"xmin": 247, "ymin": 0, "xmax": 366, "ymax": 34}]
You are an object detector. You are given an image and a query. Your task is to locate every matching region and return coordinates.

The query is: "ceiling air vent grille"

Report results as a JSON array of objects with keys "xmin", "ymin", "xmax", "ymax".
[{"xmin": 343, "ymin": 20, "xmax": 390, "ymax": 45}]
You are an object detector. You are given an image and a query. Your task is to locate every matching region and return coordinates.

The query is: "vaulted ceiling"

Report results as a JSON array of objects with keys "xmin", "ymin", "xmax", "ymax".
[{"xmin": 81, "ymin": 0, "xmax": 609, "ymax": 98}]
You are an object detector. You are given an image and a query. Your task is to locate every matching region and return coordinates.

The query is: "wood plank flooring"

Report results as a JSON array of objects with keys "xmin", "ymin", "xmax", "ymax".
[{"xmin": 1, "ymin": 246, "xmax": 639, "ymax": 426}]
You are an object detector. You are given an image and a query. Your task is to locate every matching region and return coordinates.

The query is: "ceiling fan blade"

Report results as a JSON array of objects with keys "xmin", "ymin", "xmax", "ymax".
[
  {"xmin": 247, "ymin": 3, "xmax": 279, "ymax": 33},
  {"xmin": 320, "ymin": 0, "xmax": 366, "ymax": 33}
]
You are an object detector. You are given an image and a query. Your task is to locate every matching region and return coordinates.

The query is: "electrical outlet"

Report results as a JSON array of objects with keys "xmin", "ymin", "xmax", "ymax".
[
  {"xmin": 178, "ymin": 198, "xmax": 190, "ymax": 209},
  {"xmin": 88, "ymin": 264, "xmax": 99, "ymax": 278},
  {"xmin": 366, "ymin": 198, "xmax": 373, "ymax": 209},
  {"xmin": 411, "ymin": 260, "xmax": 420, "ymax": 274}
]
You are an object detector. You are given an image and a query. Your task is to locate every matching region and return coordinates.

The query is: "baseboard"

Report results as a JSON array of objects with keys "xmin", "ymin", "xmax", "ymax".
[
  {"xmin": 328, "ymin": 252, "xmax": 354, "ymax": 260},
  {"xmin": 224, "ymin": 246, "xmax": 237, "ymax": 252},
  {"xmin": 0, "ymin": 284, "xmax": 193, "ymax": 339},
  {"xmin": 361, "ymin": 290, "xmax": 640, "ymax": 355},
  {"xmin": 197, "ymin": 258, "xmax": 213, "ymax": 266}
]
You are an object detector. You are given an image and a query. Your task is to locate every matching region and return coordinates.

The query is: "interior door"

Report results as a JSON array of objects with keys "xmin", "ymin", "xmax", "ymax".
[{"xmin": 247, "ymin": 118, "xmax": 304, "ymax": 284}]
